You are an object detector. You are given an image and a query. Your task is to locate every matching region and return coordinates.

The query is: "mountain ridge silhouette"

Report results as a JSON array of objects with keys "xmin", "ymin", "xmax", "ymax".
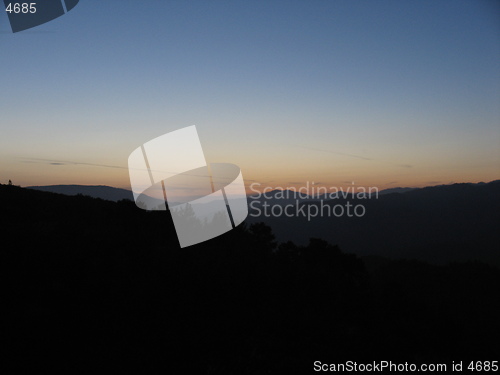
[
  {"xmin": 28, "ymin": 181, "xmax": 498, "ymax": 203},
  {"xmin": 9, "ymin": 179, "xmax": 500, "ymax": 265}
]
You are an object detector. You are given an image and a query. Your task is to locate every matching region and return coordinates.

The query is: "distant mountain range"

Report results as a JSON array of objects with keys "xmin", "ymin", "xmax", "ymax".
[
  {"xmin": 27, "ymin": 184, "xmax": 420, "ymax": 203},
  {"xmin": 247, "ymin": 180, "xmax": 500, "ymax": 265},
  {"xmin": 27, "ymin": 185, "xmax": 134, "ymax": 202},
  {"xmin": 10, "ymin": 180, "xmax": 500, "ymax": 265},
  {"xmin": 378, "ymin": 187, "xmax": 419, "ymax": 195}
]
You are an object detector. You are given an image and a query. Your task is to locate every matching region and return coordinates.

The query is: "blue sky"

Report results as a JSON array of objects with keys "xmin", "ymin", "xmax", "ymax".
[{"xmin": 1, "ymin": 0, "xmax": 499, "ymax": 190}]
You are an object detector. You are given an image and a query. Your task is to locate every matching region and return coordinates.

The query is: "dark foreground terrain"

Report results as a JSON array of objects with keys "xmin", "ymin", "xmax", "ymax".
[{"xmin": 2, "ymin": 184, "xmax": 499, "ymax": 373}]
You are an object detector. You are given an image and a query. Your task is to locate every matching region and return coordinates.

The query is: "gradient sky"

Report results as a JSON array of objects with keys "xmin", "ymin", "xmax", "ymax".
[{"xmin": 1, "ymin": 0, "xmax": 499, "ymax": 191}]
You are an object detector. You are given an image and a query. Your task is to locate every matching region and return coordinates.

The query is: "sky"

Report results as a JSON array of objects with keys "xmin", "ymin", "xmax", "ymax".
[{"xmin": 1, "ymin": 0, "xmax": 499, "ymax": 192}]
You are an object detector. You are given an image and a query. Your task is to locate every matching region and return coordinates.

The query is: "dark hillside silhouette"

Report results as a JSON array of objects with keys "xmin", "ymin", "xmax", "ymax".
[
  {"xmin": 27, "ymin": 184, "xmax": 135, "ymax": 202},
  {"xmin": 248, "ymin": 180, "xmax": 500, "ymax": 265},
  {"xmin": 1, "ymin": 183, "xmax": 499, "ymax": 373}
]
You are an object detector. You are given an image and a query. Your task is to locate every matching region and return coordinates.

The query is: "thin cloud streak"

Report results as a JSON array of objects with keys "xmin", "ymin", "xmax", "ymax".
[
  {"xmin": 17, "ymin": 157, "xmax": 252, "ymax": 182},
  {"xmin": 295, "ymin": 145, "xmax": 413, "ymax": 168},
  {"xmin": 296, "ymin": 145, "xmax": 373, "ymax": 161},
  {"xmin": 19, "ymin": 157, "xmax": 127, "ymax": 170}
]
